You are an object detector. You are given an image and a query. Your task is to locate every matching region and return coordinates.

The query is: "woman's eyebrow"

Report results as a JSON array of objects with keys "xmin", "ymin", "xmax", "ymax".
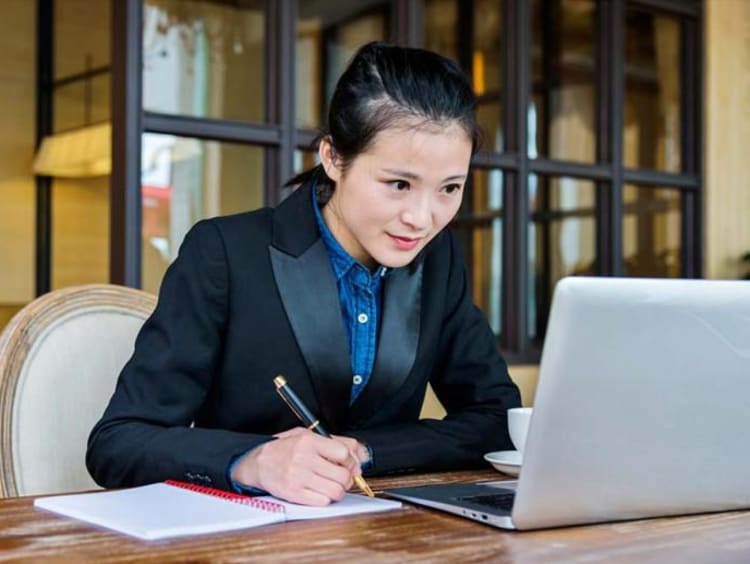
[
  {"xmin": 381, "ymin": 168, "xmax": 420, "ymax": 180},
  {"xmin": 381, "ymin": 168, "xmax": 467, "ymax": 182},
  {"xmin": 442, "ymin": 174, "xmax": 467, "ymax": 182}
]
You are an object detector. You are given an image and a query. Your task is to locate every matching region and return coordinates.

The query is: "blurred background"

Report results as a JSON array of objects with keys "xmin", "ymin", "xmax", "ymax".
[{"xmin": 0, "ymin": 0, "xmax": 747, "ymax": 396}]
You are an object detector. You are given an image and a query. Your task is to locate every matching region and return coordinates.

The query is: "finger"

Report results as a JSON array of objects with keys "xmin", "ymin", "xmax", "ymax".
[
  {"xmin": 303, "ymin": 472, "xmax": 350, "ymax": 502},
  {"xmin": 345, "ymin": 456, "xmax": 362, "ymax": 477},
  {"xmin": 260, "ymin": 433, "xmax": 356, "ymax": 501},
  {"xmin": 331, "ymin": 435, "xmax": 358, "ymax": 459},
  {"xmin": 328, "ymin": 445, "xmax": 361, "ymax": 476},
  {"xmin": 313, "ymin": 436, "xmax": 351, "ymax": 465},
  {"xmin": 308, "ymin": 456, "xmax": 354, "ymax": 489},
  {"xmin": 268, "ymin": 454, "xmax": 350, "ymax": 505},
  {"xmin": 273, "ymin": 426, "xmax": 307, "ymax": 439},
  {"xmin": 331, "ymin": 435, "xmax": 369, "ymax": 464},
  {"xmin": 284, "ymin": 433, "xmax": 354, "ymax": 484},
  {"xmin": 277, "ymin": 431, "xmax": 349, "ymax": 464},
  {"xmin": 258, "ymin": 461, "xmax": 341, "ymax": 505},
  {"xmin": 268, "ymin": 478, "xmax": 337, "ymax": 507}
]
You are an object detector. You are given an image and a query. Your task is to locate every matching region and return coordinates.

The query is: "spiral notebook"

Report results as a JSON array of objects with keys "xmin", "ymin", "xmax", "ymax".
[{"xmin": 34, "ymin": 480, "xmax": 401, "ymax": 541}]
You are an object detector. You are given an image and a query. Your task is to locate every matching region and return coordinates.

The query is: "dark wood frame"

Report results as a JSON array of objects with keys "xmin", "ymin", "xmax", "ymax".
[
  {"xmin": 34, "ymin": 0, "xmax": 53, "ymax": 296},
  {"xmin": 102, "ymin": 0, "xmax": 702, "ymax": 362}
]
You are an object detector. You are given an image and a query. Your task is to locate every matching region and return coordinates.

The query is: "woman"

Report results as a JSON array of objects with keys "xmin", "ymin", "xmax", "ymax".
[{"xmin": 87, "ymin": 42, "xmax": 521, "ymax": 506}]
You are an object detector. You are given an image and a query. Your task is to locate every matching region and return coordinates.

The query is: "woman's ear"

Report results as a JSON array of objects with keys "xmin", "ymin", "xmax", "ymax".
[{"xmin": 318, "ymin": 137, "xmax": 342, "ymax": 183}]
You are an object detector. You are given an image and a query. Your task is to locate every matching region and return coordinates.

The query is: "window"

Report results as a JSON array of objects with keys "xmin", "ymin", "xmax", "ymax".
[
  {"xmin": 140, "ymin": 134, "xmax": 265, "ymax": 293},
  {"xmin": 422, "ymin": 0, "xmax": 701, "ymax": 359},
  {"xmin": 142, "ymin": 0, "xmax": 267, "ymax": 123},
  {"xmin": 50, "ymin": 0, "xmax": 112, "ymax": 290},
  {"xmin": 111, "ymin": 0, "xmax": 702, "ymax": 361}
]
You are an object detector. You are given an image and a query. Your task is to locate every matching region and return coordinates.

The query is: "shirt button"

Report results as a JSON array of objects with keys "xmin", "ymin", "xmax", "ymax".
[
  {"xmin": 357, "ymin": 313, "xmax": 369, "ymax": 324},
  {"xmin": 353, "ymin": 374, "xmax": 363, "ymax": 385}
]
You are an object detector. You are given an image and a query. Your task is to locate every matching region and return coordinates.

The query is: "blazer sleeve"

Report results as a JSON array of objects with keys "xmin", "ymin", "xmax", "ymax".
[
  {"xmin": 350, "ymin": 231, "xmax": 521, "ymax": 474},
  {"xmin": 86, "ymin": 220, "xmax": 270, "ymax": 491}
]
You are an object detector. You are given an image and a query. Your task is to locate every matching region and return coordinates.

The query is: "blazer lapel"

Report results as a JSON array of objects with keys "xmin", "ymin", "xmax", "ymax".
[
  {"xmin": 349, "ymin": 262, "xmax": 423, "ymax": 425},
  {"xmin": 269, "ymin": 182, "xmax": 424, "ymax": 431},
  {"xmin": 269, "ymin": 197, "xmax": 351, "ymax": 432}
]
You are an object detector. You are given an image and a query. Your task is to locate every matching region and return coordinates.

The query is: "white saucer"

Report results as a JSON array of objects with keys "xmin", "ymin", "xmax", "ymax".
[{"xmin": 484, "ymin": 450, "xmax": 523, "ymax": 477}]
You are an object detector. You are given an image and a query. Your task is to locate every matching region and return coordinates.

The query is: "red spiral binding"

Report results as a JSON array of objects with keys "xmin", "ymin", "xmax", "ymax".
[{"xmin": 165, "ymin": 480, "xmax": 285, "ymax": 513}]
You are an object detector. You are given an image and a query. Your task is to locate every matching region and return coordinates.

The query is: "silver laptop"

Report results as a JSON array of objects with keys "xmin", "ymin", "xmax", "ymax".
[{"xmin": 386, "ymin": 277, "xmax": 750, "ymax": 530}]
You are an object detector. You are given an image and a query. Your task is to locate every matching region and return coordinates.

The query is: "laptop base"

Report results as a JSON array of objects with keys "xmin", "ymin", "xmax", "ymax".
[{"xmin": 384, "ymin": 481, "xmax": 518, "ymax": 530}]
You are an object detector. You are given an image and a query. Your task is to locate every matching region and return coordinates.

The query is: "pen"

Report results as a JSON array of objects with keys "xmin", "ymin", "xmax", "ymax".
[{"xmin": 273, "ymin": 375, "xmax": 375, "ymax": 497}]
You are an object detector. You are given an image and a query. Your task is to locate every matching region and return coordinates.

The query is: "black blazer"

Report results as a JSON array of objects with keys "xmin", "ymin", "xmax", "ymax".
[{"xmin": 87, "ymin": 183, "xmax": 521, "ymax": 491}]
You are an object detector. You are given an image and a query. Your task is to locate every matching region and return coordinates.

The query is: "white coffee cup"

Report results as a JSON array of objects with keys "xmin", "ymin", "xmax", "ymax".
[{"xmin": 507, "ymin": 407, "xmax": 533, "ymax": 455}]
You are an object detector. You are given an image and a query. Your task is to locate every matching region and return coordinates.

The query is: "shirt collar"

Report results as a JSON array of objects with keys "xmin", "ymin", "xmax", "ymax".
[{"xmin": 312, "ymin": 185, "xmax": 387, "ymax": 282}]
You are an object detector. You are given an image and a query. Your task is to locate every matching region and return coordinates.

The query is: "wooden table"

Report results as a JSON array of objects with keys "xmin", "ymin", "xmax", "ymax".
[{"xmin": 3, "ymin": 470, "xmax": 750, "ymax": 563}]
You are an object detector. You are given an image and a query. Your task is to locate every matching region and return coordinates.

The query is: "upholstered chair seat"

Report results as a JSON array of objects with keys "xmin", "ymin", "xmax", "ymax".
[{"xmin": 0, "ymin": 285, "xmax": 155, "ymax": 497}]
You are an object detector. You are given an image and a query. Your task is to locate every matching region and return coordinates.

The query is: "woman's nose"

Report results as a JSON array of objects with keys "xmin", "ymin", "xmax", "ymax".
[{"xmin": 401, "ymin": 195, "xmax": 432, "ymax": 231}]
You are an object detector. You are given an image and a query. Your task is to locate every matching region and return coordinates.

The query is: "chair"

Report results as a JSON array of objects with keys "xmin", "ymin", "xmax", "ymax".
[{"xmin": 0, "ymin": 284, "xmax": 156, "ymax": 497}]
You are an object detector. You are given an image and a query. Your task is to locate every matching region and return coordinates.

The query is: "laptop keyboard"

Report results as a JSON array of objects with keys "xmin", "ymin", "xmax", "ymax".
[{"xmin": 458, "ymin": 492, "xmax": 516, "ymax": 511}]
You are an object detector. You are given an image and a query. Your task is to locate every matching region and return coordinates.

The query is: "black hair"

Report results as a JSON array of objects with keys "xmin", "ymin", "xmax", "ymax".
[{"xmin": 286, "ymin": 41, "xmax": 480, "ymax": 189}]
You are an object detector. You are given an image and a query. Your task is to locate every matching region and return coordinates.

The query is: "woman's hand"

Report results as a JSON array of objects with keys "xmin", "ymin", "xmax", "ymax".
[
  {"xmin": 230, "ymin": 427, "xmax": 365, "ymax": 506},
  {"xmin": 331, "ymin": 433, "xmax": 370, "ymax": 467},
  {"xmin": 274, "ymin": 428, "xmax": 369, "ymax": 466}
]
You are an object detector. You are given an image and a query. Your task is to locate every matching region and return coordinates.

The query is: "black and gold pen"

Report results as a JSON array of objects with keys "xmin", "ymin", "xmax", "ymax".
[{"xmin": 273, "ymin": 375, "xmax": 375, "ymax": 497}]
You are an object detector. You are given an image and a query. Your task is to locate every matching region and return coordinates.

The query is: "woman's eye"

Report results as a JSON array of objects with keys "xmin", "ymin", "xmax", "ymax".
[
  {"xmin": 391, "ymin": 180, "xmax": 410, "ymax": 191},
  {"xmin": 443, "ymin": 183, "xmax": 462, "ymax": 194}
]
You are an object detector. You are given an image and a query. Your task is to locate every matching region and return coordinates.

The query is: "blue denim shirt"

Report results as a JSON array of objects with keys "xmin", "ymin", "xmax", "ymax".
[
  {"xmin": 311, "ymin": 187, "xmax": 387, "ymax": 403},
  {"xmin": 229, "ymin": 186, "xmax": 381, "ymax": 492}
]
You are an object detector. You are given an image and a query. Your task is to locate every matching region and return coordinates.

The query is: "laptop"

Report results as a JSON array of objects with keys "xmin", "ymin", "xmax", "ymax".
[{"xmin": 385, "ymin": 277, "xmax": 750, "ymax": 530}]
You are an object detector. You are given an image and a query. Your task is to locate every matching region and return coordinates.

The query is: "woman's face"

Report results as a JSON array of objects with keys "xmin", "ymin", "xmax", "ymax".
[{"xmin": 320, "ymin": 121, "xmax": 472, "ymax": 270}]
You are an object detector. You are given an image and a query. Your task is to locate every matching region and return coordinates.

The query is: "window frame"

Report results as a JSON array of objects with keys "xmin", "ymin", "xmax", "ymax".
[{"xmin": 107, "ymin": 0, "xmax": 703, "ymax": 363}]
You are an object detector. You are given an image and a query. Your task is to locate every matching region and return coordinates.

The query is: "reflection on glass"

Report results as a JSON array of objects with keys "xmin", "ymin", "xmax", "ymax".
[
  {"xmin": 468, "ymin": 168, "xmax": 504, "ymax": 213},
  {"xmin": 143, "ymin": 0, "xmax": 266, "ymax": 123},
  {"xmin": 454, "ymin": 168, "xmax": 504, "ymax": 334},
  {"xmin": 50, "ymin": 3, "xmax": 111, "ymax": 288},
  {"xmin": 296, "ymin": 2, "xmax": 390, "ymax": 129},
  {"xmin": 624, "ymin": 11, "xmax": 681, "ymax": 172},
  {"xmin": 531, "ymin": 0, "xmax": 596, "ymax": 162},
  {"xmin": 295, "ymin": 16, "xmax": 323, "ymax": 129},
  {"xmin": 283, "ymin": 149, "xmax": 320, "ymax": 201},
  {"xmin": 424, "ymin": 0, "xmax": 457, "ymax": 61},
  {"xmin": 475, "ymin": 0, "xmax": 503, "ymax": 151},
  {"xmin": 53, "ymin": 73, "xmax": 110, "ymax": 133},
  {"xmin": 477, "ymin": 97, "xmax": 503, "ymax": 153},
  {"xmin": 528, "ymin": 175, "xmax": 596, "ymax": 339},
  {"xmin": 474, "ymin": 0, "xmax": 502, "ymax": 93},
  {"xmin": 55, "ymin": 0, "xmax": 111, "ymax": 79},
  {"xmin": 293, "ymin": 150, "xmax": 319, "ymax": 175},
  {"xmin": 426, "ymin": 0, "xmax": 503, "ymax": 151},
  {"xmin": 623, "ymin": 185, "xmax": 681, "ymax": 277},
  {"xmin": 51, "ymin": 177, "xmax": 110, "ymax": 289},
  {"xmin": 141, "ymin": 134, "xmax": 264, "ymax": 293}
]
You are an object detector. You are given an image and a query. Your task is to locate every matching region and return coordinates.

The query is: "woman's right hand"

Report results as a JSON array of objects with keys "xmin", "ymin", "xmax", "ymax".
[{"xmin": 230, "ymin": 428, "xmax": 362, "ymax": 506}]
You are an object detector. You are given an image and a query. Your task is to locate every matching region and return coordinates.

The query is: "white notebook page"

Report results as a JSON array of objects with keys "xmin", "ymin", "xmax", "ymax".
[
  {"xmin": 259, "ymin": 493, "xmax": 402, "ymax": 520},
  {"xmin": 35, "ymin": 483, "xmax": 401, "ymax": 541},
  {"xmin": 35, "ymin": 483, "xmax": 284, "ymax": 541}
]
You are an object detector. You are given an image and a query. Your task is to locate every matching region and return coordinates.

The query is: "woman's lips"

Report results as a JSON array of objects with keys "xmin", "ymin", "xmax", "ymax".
[{"xmin": 388, "ymin": 234, "xmax": 422, "ymax": 251}]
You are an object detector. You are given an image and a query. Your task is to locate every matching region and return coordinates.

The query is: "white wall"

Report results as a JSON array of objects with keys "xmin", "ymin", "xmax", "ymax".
[{"xmin": 705, "ymin": 0, "xmax": 750, "ymax": 279}]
